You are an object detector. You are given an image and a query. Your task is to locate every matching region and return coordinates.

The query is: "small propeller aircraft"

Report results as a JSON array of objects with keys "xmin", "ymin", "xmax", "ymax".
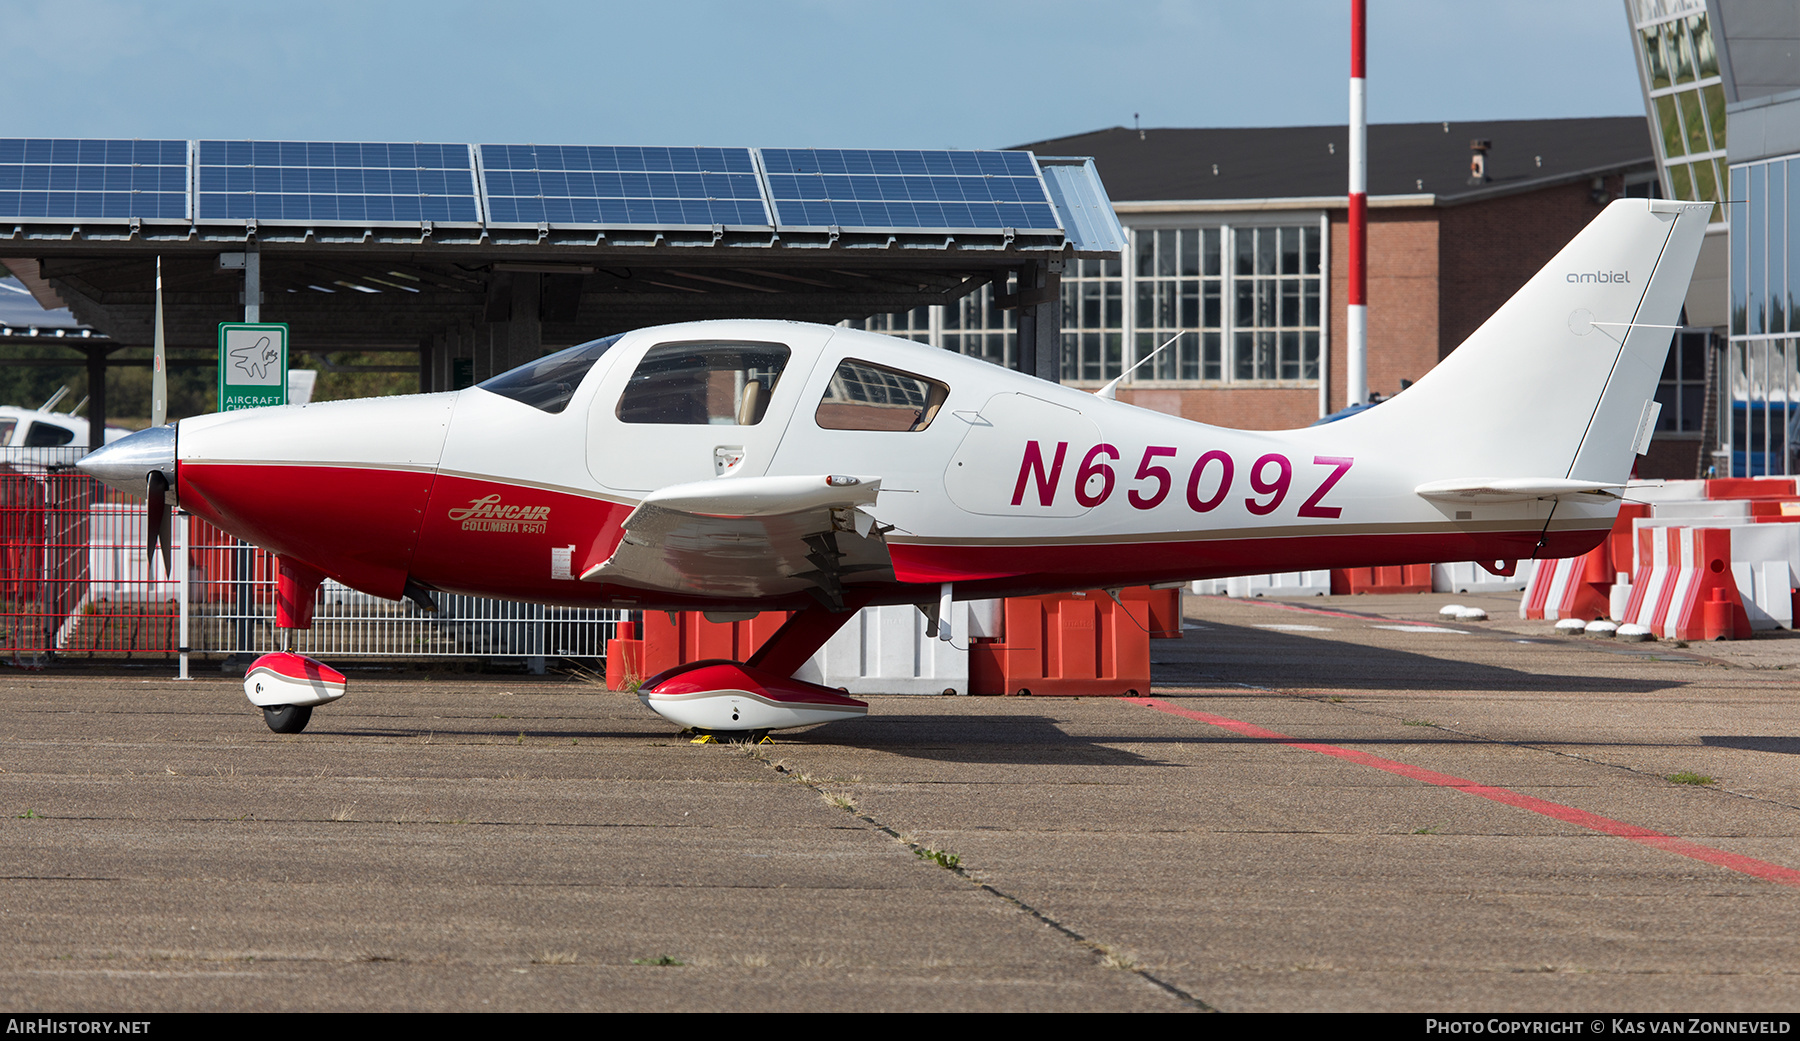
[{"xmin": 79, "ymin": 199, "xmax": 1712, "ymax": 736}]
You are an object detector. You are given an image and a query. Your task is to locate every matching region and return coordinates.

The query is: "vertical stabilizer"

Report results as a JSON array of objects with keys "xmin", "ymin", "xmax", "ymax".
[
  {"xmin": 1564, "ymin": 201, "xmax": 1712, "ymax": 482},
  {"xmin": 1341, "ymin": 199, "xmax": 1712, "ymax": 487}
]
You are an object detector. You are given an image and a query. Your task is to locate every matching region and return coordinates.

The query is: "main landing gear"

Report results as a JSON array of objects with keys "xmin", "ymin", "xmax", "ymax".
[{"xmin": 637, "ymin": 595, "xmax": 874, "ymax": 738}]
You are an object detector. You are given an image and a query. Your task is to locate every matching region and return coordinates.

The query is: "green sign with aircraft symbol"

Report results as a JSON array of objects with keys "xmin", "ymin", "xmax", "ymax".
[{"xmin": 217, "ymin": 322, "xmax": 290, "ymax": 412}]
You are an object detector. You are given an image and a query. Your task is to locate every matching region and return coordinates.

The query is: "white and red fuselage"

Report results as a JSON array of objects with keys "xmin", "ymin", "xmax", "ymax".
[
  {"xmin": 164, "ymin": 325, "xmax": 1564, "ymax": 614},
  {"xmin": 124, "ymin": 200, "xmax": 1713, "ymax": 623}
]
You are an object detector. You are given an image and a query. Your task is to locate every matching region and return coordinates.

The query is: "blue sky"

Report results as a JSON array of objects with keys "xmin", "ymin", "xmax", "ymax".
[{"xmin": 3, "ymin": 1, "xmax": 1644, "ymax": 149}]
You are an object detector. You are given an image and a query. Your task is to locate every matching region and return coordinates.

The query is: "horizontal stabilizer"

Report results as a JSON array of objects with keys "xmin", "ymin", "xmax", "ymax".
[{"xmin": 1415, "ymin": 478, "xmax": 1623, "ymax": 503}]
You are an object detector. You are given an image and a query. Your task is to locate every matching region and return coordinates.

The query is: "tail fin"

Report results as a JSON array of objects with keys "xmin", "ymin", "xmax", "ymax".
[{"xmin": 1350, "ymin": 199, "xmax": 1711, "ymax": 488}]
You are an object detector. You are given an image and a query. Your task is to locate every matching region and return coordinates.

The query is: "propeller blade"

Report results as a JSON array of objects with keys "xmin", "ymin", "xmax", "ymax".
[
  {"xmin": 146, "ymin": 471, "xmax": 172, "ymax": 577},
  {"xmin": 151, "ymin": 256, "xmax": 167, "ymax": 428}
]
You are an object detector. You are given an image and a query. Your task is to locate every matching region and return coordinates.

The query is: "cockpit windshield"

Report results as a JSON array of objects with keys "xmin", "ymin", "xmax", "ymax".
[{"xmin": 477, "ymin": 332, "xmax": 626, "ymax": 413}]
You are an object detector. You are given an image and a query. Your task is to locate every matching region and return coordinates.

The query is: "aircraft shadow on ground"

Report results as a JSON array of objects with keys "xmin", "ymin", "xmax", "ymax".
[
  {"xmin": 786, "ymin": 721, "xmax": 1574, "ymax": 764},
  {"xmin": 1158, "ymin": 619, "xmax": 1682, "ymax": 695},
  {"xmin": 774, "ymin": 715, "xmax": 1164, "ymax": 766},
  {"xmin": 306, "ymin": 717, "xmax": 1777, "ymax": 768},
  {"xmin": 325, "ymin": 726, "xmax": 670, "ymax": 741},
  {"xmin": 792, "ymin": 711, "xmax": 1744, "ymax": 762},
  {"xmin": 314, "ymin": 718, "xmax": 1163, "ymax": 766},
  {"xmin": 1701, "ymin": 735, "xmax": 1800, "ymax": 755}
]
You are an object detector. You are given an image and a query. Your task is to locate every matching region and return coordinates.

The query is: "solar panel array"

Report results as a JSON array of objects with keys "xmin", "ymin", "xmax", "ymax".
[
  {"xmin": 0, "ymin": 139, "xmax": 189, "ymax": 221},
  {"xmin": 760, "ymin": 149, "xmax": 1059, "ymax": 233},
  {"xmin": 0, "ymin": 139, "xmax": 1101, "ymax": 246},
  {"xmin": 195, "ymin": 140, "xmax": 481, "ymax": 224},
  {"xmin": 478, "ymin": 145, "xmax": 767, "ymax": 228}
]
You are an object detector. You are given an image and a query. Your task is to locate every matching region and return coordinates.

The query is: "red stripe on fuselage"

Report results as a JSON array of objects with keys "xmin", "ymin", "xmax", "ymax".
[{"xmin": 888, "ymin": 526, "xmax": 1605, "ymax": 589}]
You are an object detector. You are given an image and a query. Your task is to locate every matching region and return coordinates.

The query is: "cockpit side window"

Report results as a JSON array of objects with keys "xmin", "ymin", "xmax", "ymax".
[
  {"xmin": 814, "ymin": 358, "xmax": 949, "ymax": 431},
  {"xmin": 23, "ymin": 421, "xmax": 74, "ymax": 447},
  {"xmin": 478, "ymin": 332, "xmax": 625, "ymax": 413},
  {"xmin": 616, "ymin": 341, "xmax": 790, "ymax": 425},
  {"xmin": 0, "ymin": 419, "xmax": 15, "ymax": 446}
]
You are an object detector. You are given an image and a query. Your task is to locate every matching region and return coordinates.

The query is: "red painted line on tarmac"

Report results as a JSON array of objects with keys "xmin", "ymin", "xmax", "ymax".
[{"xmin": 1126, "ymin": 697, "xmax": 1800, "ymax": 889}]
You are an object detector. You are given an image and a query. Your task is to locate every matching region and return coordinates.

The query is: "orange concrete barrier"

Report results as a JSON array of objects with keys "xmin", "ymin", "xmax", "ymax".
[
  {"xmin": 1331, "ymin": 564, "xmax": 1432, "ymax": 594},
  {"xmin": 969, "ymin": 587, "xmax": 1157, "ymax": 696},
  {"xmin": 606, "ymin": 611, "xmax": 792, "ymax": 690}
]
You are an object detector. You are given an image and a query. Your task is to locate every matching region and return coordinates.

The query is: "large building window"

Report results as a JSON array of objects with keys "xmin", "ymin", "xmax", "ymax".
[
  {"xmin": 1114, "ymin": 221, "xmax": 1323, "ymax": 386},
  {"xmin": 1723, "ymin": 153, "xmax": 1800, "ymax": 474},
  {"xmin": 1131, "ymin": 229, "xmax": 1217, "ymax": 381},
  {"xmin": 1231, "ymin": 225, "xmax": 1322, "ymax": 381},
  {"xmin": 845, "ymin": 218, "xmax": 1325, "ymax": 388},
  {"xmin": 1730, "ymin": 158, "xmax": 1799, "ymax": 339},
  {"xmin": 944, "ymin": 278, "xmax": 1017, "ymax": 370},
  {"xmin": 1063, "ymin": 255, "xmax": 1123, "ymax": 382},
  {"xmin": 1655, "ymin": 328, "xmax": 1712, "ymax": 433},
  {"xmin": 1629, "ymin": 0, "xmax": 1728, "ymax": 223}
]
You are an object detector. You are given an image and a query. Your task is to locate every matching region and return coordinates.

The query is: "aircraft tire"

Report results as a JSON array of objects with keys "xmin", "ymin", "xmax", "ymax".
[{"xmin": 263, "ymin": 704, "xmax": 313, "ymax": 734}]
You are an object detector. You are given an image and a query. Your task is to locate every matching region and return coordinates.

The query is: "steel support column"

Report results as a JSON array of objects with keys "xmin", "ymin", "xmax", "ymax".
[
  {"xmin": 1013, "ymin": 258, "xmax": 1064, "ymax": 384},
  {"xmin": 83, "ymin": 345, "xmax": 108, "ymax": 449}
]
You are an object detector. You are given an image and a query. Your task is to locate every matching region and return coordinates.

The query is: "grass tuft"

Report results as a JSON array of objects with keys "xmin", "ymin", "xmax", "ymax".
[
  {"xmin": 1667, "ymin": 771, "xmax": 1715, "ymax": 785},
  {"xmin": 1097, "ymin": 944, "xmax": 1144, "ymax": 972},
  {"xmin": 915, "ymin": 847, "xmax": 961, "ymax": 870}
]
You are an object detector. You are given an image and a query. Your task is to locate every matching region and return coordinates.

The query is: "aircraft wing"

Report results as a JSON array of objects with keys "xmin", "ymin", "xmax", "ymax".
[{"xmin": 580, "ymin": 474, "xmax": 892, "ymax": 605}]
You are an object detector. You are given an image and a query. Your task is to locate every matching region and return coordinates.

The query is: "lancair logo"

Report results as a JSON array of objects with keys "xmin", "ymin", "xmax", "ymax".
[
  {"xmin": 1566, "ymin": 269, "xmax": 1630, "ymax": 283},
  {"xmin": 449, "ymin": 494, "xmax": 550, "ymax": 534}
]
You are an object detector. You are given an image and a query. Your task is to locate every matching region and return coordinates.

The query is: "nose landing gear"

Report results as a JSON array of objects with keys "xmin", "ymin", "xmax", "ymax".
[
  {"xmin": 245, "ymin": 652, "xmax": 346, "ymax": 733},
  {"xmin": 244, "ymin": 557, "xmax": 343, "ymax": 734}
]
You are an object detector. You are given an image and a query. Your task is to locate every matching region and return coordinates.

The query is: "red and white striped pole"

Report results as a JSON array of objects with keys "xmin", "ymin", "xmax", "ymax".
[{"xmin": 1347, "ymin": 0, "xmax": 1368, "ymax": 406}]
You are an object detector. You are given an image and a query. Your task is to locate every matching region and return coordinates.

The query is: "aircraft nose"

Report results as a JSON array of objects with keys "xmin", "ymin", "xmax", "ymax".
[{"xmin": 76, "ymin": 424, "xmax": 176, "ymax": 498}]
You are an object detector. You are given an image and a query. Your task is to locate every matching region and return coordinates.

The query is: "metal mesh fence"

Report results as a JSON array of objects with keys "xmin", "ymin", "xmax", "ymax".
[{"xmin": 0, "ymin": 449, "xmax": 623, "ymax": 665}]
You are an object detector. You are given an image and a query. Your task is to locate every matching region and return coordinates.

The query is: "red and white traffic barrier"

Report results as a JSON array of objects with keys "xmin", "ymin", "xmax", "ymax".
[
  {"xmin": 1618, "ymin": 526, "xmax": 1752, "ymax": 641},
  {"xmin": 1519, "ymin": 553, "xmax": 1612, "ymax": 622}
]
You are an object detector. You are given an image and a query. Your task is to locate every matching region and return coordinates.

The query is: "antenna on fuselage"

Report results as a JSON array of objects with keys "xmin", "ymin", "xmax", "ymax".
[{"xmin": 1094, "ymin": 333, "xmax": 1182, "ymax": 401}]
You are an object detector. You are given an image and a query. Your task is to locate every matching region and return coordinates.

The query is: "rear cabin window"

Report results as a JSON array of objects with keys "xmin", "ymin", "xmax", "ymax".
[
  {"xmin": 617, "ymin": 342, "xmax": 790, "ymax": 425},
  {"xmin": 814, "ymin": 358, "xmax": 949, "ymax": 431}
]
